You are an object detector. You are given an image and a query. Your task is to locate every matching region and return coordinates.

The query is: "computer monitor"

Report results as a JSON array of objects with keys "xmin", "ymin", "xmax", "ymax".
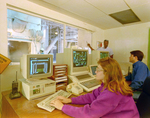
[
  {"xmin": 62, "ymin": 48, "xmax": 89, "ymax": 75},
  {"xmin": 56, "ymin": 49, "xmax": 100, "ymax": 92},
  {"xmin": 91, "ymin": 50, "xmax": 109, "ymax": 64},
  {"xmin": 73, "ymin": 50, "xmax": 87, "ymax": 67},
  {"xmin": 89, "ymin": 65, "xmax": 97, "ymax": 76},
  {"xmin": 100, "ymin": 51, "xmax": 109, "ymax": 59},
  {"xmin": 20, "ymin": 54, "xmax": 53, "ymax": 81}
]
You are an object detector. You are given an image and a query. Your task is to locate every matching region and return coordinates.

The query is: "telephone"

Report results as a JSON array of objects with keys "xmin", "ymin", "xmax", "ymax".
[
  {"xmin": 9, "ymin": 71, "xmax": 21, "ymax": 99},
  {"xmin": 66, "ymin": 83, "xmax": 83, "ymax": 96}
]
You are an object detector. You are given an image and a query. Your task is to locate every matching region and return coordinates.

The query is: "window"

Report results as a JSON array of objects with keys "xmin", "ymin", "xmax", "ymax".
[
  {"xmin": 7, "ymin": 9, "xmax": 91, "ymax": 63},
  {"xmin": 65, "ymin": 26, "xmax": 78, "ymax": 48},
  {"xmin": 41, "ymin": 19, "xmax": 64, "ymax": 62},
  {"xmin": 7, "ymin": 9, "xmax": 65, "ymax": 63}
]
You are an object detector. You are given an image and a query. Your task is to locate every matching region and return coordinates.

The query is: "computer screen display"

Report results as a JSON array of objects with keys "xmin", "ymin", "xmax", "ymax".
[
  {"xmin": 89, "ymin": 65, "xmax": 97, "ymax": 76},
  {"xmin": 30, "ymin": 57, "xmax": 50, "ymax": 75},
  {"xmin": 100, "ymin": 52, "xmax": 109, "ymax": 59},
  {"xmin": 91, "ymin": 50, "xmax": 109, "ymax": 65},
  {"xmin": 73, "ymin": 50, "xmax": 87, "ymax": 67}
]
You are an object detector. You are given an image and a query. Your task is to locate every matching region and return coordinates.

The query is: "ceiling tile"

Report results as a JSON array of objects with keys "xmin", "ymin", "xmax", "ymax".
[
  {"xmin": 85, "ymin": 0, "xmax": 129, "ymax": 14},
  {"xmin": 92, "ymin": 15, "xmax": 123, "ymax": 29},
  {"xmin": 124, "ymin": 0, "xmax": 150, "ymax": 7},
  {"xmin": 43, "ymin": 0, "xmax": 71, "ymax": 6},
  {"xmin": 57, "ymin": 0, "xmax": 106, "ymax": 20},
  {"xmin": 131, "ymin": 3, "xmax": 150, "ymax": 22}
]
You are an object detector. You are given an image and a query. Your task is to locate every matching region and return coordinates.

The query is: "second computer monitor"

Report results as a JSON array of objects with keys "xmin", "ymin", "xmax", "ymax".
[
  {"xmin": 100, "ymin": 51, "xmax": 109, "ymax": 59},
  {"xmin": 91, "ymin": 50, "xmax": 109, "ymax": 65},
  {"xmin": 63, "ymin": 48, "xmax": 89, "ymax": 75},
  {"xmin": 73, "ymin": 50, "xmax": 87, "ymax": 67}
]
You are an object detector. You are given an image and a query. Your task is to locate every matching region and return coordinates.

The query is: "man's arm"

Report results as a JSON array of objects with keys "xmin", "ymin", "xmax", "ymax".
[
  {"xmin": 109, "ymin": 48, "xmax": 114, "ymax": 58},
  {"xmin": 130, "ymin": 65, "xmax": 148, "ymax": 90},
  {"xmin": 110, "ymin": 55, "xmax": 113, "ymax": 58},
  {"xmin": 125, "ymin": 74, "xmax": 132, "ymax": 81},
  {"xmin": 87, "ymin": 43, "xmax": 95, "ymax": 50}
]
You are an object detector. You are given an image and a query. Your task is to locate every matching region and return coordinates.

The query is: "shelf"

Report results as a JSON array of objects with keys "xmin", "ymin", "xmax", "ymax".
[{"xmin": 49, "ymin": 64, "xmax": 68, "ymax": 89}]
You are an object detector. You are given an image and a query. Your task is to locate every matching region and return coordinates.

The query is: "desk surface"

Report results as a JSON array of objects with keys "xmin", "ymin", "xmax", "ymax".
[{"xmin": 1, "ymin": 90, "xmax": 84, "ymax": 118}]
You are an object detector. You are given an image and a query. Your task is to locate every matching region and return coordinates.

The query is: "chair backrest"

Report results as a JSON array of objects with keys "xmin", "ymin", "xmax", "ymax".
[{"xmin": 136, "ymin": 76, "xmax": 150, "ymax": 117}]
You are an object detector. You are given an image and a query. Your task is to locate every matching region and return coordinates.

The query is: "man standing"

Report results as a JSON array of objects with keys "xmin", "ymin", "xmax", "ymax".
[
  {"xmin": 125, "ymin": 50, "xmax": 150, "ymax": 90},
  {"xmin": 87, "ymin": 40, "xmax": 114, "ymax": 58}
]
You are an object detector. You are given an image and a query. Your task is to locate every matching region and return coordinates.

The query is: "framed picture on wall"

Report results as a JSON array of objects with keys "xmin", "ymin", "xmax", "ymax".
[{"xmin": 97, "ymin": 41, "xmax": 102, "ymax": 49}]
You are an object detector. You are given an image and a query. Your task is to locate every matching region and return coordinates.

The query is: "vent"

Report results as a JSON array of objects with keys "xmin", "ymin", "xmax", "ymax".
[{"xmin": 109, "ymin": 9, "xmax": 140, "ymax": 24}]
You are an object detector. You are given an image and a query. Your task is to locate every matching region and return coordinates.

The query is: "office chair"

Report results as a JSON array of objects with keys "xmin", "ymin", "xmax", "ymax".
[{"xmin": 136, "ymin": 76, "xmax": 150, "ymax": 118}]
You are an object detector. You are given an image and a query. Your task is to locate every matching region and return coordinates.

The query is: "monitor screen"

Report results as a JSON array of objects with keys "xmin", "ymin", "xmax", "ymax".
[
  {"xmin": 20, "ymin": 54, "xmax": 53, "ymax": 80},
  {"xmin": 73, "ymin": 50, "xmax": 87, "ymax": 67},
  {"xmin": 91, "ymin": 50, "xmax": 109, "ymax": 65},
  {"xmin": 30, "ymin": 57, "xmax": 50, "ymax": 75},
  {"xmin": 100, "ymin": 52, "xmax": 109, "ymax": 59},
  {"xmin": 89, "ymin": 65, "xmax": 97, "ymax": 76}
]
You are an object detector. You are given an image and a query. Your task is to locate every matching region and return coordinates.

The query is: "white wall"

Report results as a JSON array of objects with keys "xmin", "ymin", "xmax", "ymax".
[
  {"xmin": 0, "ymin": 0, "xmax": 7, "ymax": 113},
  {"xmin": 104, "ymin": 22, "xmax": 150, "ymax": 74},
  {"xmin": 0, "ymin": 1, "xmax": 7, "ymax": 57},
  {"xmin": 92, "ymin": 28, "xmax": 105, "ymax": 49}
]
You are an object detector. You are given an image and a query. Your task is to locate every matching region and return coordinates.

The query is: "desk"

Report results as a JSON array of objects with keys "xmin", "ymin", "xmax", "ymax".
[{"xmin": 1, "ymin": 90, "xmax": 84, "ymax": 118}]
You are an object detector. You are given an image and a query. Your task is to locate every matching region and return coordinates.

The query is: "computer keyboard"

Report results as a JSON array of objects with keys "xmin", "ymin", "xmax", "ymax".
[
  {"xmin": 76, "ymin": 74, "xmax": 92, "ymax": 81},
  {"xmin": 80, "ymin": 79, "xmax": 100, "ymax": 89},
  {"xmin": 37, "ymin": 89, "xmax": 72, "ymax": 112}
]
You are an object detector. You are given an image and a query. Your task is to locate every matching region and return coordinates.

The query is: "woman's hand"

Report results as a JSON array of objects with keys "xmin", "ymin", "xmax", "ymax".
[
  {"xmin": 56, "ymin": 96, "xmax": 72, "ymax": 103},
  {"xmin": 50, "ymin": 99, "xmax": 64, "ymax": 110},
  {"xmin": 50, "ymin": 96, "xmax": 72, "ymax": 110}
]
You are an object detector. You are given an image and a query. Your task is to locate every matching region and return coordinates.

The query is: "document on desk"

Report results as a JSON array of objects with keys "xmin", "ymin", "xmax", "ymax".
[{"xmin": 37, "ymin": 90, "xmax": 71, "ymax": 112}]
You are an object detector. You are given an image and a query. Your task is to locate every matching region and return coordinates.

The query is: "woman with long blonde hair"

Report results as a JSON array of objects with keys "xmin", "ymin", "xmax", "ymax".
[{"xmin": 50, "ymin": 57, "xmax": 139, "ymax": 118}]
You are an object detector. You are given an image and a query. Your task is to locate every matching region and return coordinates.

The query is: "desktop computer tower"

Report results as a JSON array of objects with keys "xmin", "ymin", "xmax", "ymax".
[{"xmin": 19, "ymin": 78, "xmax": 56, "ymax": 100}]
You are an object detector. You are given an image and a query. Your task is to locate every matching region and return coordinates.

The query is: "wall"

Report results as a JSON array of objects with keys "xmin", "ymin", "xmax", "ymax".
[
  {"xmin": 92, "ymin": 28, "xmax": 105, "ymax": 49},
  {"xmin": 0, "ymin": 0, "xmax": 7, "ymax": 113},
  {"xmin": 104, "ymin": 22, "xmax": 150, "ymax": 74},
  {"xmin": 0, "ymin": 1, "xmax": 7, "ymax": 57}
]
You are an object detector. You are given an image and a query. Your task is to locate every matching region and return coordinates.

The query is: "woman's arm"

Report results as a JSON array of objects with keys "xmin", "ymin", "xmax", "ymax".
[
  {"xmin": 71, "ymin": 86, "xmax": 101, "ymax": 105},
  {"xmin": 62, "ymin": 90, "xmax": 122, "ymax": 118}
]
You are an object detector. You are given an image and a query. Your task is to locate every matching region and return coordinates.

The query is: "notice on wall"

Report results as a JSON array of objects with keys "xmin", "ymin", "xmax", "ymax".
[
  {"xmin": 96, "ymin": 41, "xmax": 102, "ymax": 49},
  {"xmin": 0, "ymin": 54, "xmax": 11, "ymax": 74}
]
